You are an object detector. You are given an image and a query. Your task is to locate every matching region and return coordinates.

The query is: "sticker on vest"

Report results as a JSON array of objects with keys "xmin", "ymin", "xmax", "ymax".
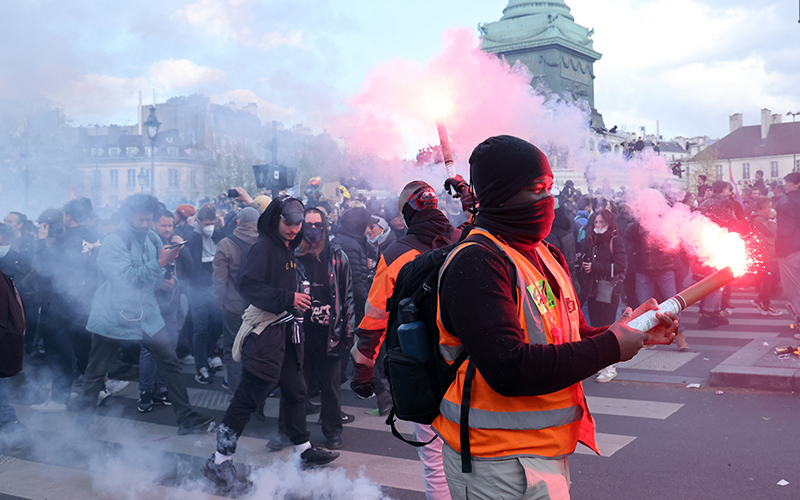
[{"xmin": 527, "ymin": 280, "xmax": 556, "ymax": 315}]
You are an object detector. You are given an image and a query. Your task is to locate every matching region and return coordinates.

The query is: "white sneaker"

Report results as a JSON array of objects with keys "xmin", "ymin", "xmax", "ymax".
[
  {"xmin": 209, "ymin": 357, "xmax": 223, "ymax": 369},
  {"xmin": 97, "ymin": 390, "xmax": 111, "ymax": 406},
  {"xmin": 596, "ymin": 365, "xmax": 617, "ymax": 383},
  {"xmin": 105, "ymin": 379, "xmax": 129, "ymax": 395},
  {"xmin": 31, "ymin": 400, "xmax": 67, "ymax": 412},
  {"xmin": 179, "ymin": 355, "xmax": 195, "ymax": 365}
]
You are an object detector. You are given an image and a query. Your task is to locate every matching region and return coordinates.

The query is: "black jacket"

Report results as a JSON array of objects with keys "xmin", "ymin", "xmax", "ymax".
[
  {"xmin": 582, "ymin": 232, "xmax": 627, "ymax": 298},
  {"xmin": 332, "ymin": 209, "xmax": 371, "ymax": 322},
  {"xmin": 184, "ymin": 223, "xmax": 225, "ymax": 288},
  {"xmin": 296, "ymin": 245, "xmax": 355, "ymax": 357},
  {"xmin": 777, "ymin": 189, "xmax": 800, "ymax": 258}
]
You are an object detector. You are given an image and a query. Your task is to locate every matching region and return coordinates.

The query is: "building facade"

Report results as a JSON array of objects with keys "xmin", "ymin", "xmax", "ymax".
[{"xmin": 687, "ymin": 109, "xmax": 800, "ymax": 187}]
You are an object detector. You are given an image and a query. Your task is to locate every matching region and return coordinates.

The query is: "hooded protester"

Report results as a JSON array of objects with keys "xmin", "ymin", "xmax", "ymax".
[
  {"xmin": 433, "ymin": 135, "xmax": 679, "ymax": 499},
  {"xmin": 203, "ymin": 197, "xmax": 339, "ymax": 493},
  {"xmin": 185, "ymin": 206, "xmax": 225, "ymax": 384},
  {"xmin": 365, "ymin": 216, "xmax": 396, "ymax": 274},
  {"xmin": 79, "ymin": 194, "xmax": 213, "ymax": 435},
  {"xmin": 212, "ymin": 207, "xmax": 260, "ymax": 394},
  {"xmin": 294, "ymin": 207, "xmax": 355, "ymax": 450},
  {"xmin": 351, "ymin": 180, "xmax": 455, "ymax": 500}
]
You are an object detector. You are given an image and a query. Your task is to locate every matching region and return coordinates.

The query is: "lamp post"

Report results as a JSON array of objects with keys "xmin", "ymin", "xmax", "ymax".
[
  {"xmin": 137, "ymin": 167, "xmax": 148, "ymax": 192},
  {"xmin": 143, "ymin": 106, "xmax": 161, "ymax": 196}
]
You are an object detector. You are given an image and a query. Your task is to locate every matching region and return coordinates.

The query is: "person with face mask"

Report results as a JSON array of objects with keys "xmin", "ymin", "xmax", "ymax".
[
  {"xmin": 185, "ymin": 206, "xmax": 225, "ymax": 384},
  {"xmin": 79, "ymin": 194, "xmax": 213, "ymax": 435},
  {"xmin": 434, "ymin": 136, "xmax": 679, "ymax": 499},
  {"xmin": 580, "ymin": 209, "xmax": 628, "ymax": 382},
  {"xmin": 295, "ymin": 208, "xmax": 355, "ymax": 449},
  {"xmin": 365, "ymin": 216, "xmax": 395, "ymax": 276}
]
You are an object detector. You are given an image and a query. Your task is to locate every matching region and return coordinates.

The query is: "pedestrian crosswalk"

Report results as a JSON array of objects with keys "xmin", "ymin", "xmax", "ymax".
[{"xmin": 5, "ymin": 290, "xmax": 783, "ymax": 499}]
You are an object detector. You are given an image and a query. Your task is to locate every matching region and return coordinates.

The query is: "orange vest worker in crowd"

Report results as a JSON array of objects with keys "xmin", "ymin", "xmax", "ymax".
[{"xmin": 433, "ymin": 135, "xmax": 679, "ymax": 500}]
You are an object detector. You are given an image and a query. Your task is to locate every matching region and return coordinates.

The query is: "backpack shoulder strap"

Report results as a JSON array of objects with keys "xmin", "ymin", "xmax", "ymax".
[{"xmin": 227, "ymin": 233, "xmax": 250, "ymax": 255}]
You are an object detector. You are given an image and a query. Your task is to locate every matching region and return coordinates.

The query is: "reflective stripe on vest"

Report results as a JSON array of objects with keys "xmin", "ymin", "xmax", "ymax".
[{"xmin": 433, "ymin": 228, "xmax": 599, "ymax": 459}]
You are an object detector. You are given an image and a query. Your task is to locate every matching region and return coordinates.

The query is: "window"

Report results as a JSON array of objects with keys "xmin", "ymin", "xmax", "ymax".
[
  {"xmin": 145, "ymin": 146, "xmax": 154, "ymax": 156},
  {"xmin": 108, "ymin": 147, "xmax": 121, "ymax": 157},
  {"xmin": 168, "ymin": 169, "xmax": 179, "ymax": 187},
  {"xmin": 126, "ymin": 147, "xmax": 139, "ymax": 157},
  {"xmin": 127, "ymin": 169, "xmax": 136, "ymax": 188},
  {"xmin": 715, "ymin": 165, "xmax": 723, "ymax": 179},
  {"xmin": 771, "ymin": 161, "xmax": 779, "ymax": 178},
  {"xmin": 742, "ymin": 163, "xmax": 750, "ymax": 180},
  {"xmin": 167, "ymin": 147, "xmax": 179, "ymax": 157},
  {"xmin": 91, "ymin": 148, "xmax": 103, "ymax": 157},
  {"xmin": 795, "ymin": 160, "xmax": 800, "ymax": 173},
  {"xmin": 191, "ymin": 170, "xmax": 197, "ymax": 187},
  {"xmin": 110, "ymin": 170, "xmax": 118, "ymax": 188}
]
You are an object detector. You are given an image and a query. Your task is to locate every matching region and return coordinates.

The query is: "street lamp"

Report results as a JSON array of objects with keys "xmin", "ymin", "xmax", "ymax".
[
  {"xmin": 143, "ymin": 106, "xmax": 161, "ymax": 196},
  {"xmin": 137, "ymin": 167, "xmax": 148, "ymax": 192}
]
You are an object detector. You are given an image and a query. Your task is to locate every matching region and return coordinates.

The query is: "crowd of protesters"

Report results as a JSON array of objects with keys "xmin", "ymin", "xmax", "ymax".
[{"xmin": 0, "ymin": 160, "xmax": 798, "ymax": 494}]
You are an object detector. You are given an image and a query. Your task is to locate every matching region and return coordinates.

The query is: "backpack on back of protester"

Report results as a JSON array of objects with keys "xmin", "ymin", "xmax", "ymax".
[
  {"xmin": 0, "ymin": 270, "xmax": 26, "ymax": 378},
  {"xmin": 384, "ymin": 233, "xmax": 516, "ymax": 473}
]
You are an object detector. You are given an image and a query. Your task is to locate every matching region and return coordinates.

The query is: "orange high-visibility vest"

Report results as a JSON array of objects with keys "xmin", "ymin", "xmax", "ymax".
[{"xmin": 432, "ymin": 228, "xmax": 600, "ymax": 460}]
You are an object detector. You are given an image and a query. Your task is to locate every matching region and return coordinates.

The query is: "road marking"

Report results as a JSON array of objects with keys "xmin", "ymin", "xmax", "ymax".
[
  {"xmin": 681, "ymin": 330, "xmax": 779, "ymax": 339},
  {"xmin": 575, "ymin": 433, "xmax": 637, "ymax": 457},
  {"xmin": 586, "ymin": 396, "xmax": 683, "ymax": 419}
]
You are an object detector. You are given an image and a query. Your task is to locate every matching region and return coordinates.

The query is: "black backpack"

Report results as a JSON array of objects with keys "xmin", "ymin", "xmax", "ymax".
[
  {"xmin": 383, "ymin": 233, "xmax": 514, "ymax": 473},
  {"xmin": 0, "ymin": 270, "xmax": 26, "ymax": 378}
]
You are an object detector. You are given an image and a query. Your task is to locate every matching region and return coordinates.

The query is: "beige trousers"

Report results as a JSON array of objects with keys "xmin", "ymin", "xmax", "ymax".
[{"xmin": 442, "ymin": 444, "xmax": 571, "ymax": 500}]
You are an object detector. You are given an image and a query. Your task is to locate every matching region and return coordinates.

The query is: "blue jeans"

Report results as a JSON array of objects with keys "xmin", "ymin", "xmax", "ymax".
[
  {"xmin": 636, "ymin": 271, "xmax": 684, "ymax": 332},
  {"xmin": 190, "ymin": 287, "xmax": 222, "ymax": 371},
  {"xmin": 0, "ymin": 378, "xmax": 19, "ymax": 426},
  {"xmin": 139, "ymin": 305, "xmax": 179, "ymax": 392}
]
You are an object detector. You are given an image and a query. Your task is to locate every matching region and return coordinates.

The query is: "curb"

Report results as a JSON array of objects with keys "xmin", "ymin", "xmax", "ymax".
[{"xmin": 709, "ymin": 338, "xmax": 800, "ymax": 392}]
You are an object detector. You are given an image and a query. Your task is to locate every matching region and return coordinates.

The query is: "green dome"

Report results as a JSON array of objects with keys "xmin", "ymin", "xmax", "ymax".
[{"xmin": 501, "ymin": 0, "xmax": 574, "ymax": 22}]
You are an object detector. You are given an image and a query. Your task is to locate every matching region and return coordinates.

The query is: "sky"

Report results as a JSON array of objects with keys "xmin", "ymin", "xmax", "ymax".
[{"xmin": 2, "ymin": 0, "xmax": 798, "ymax": 144}]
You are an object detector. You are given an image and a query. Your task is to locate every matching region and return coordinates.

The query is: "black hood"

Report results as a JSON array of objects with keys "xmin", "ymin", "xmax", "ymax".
[
  {"xmin": 340, "ymin": 207, "xmax": 372, "ymax": 240},
  {"xmin": 257, "ymin": 196, "xmax": 305, "ymax": 250}
]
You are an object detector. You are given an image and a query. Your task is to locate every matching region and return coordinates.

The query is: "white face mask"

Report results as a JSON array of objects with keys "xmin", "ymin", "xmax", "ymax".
[
  {"xmin": 0, "ymin": 245, "xmax": 9, "ymax": 258},
  {"xmin": 593, "ymin": 226, "xmax": 608, "ymax": 235},
  {"xmin": 202, "ymin": 225, "xmax": 214, "ymax": 237}
]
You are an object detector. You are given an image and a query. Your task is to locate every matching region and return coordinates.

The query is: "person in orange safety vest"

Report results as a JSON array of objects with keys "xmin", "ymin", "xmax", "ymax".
[{"xmin": 433, "ymin": 135, "xmax": 679, "ymax": 500}]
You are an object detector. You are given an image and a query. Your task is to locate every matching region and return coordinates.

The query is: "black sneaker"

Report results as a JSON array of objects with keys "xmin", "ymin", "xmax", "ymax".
[
  {"xmin": 305, "ymin": 401, "xmax": 321, "ymax": 415},
  {"xmin": 266, "ymin": 432, "xmax": 292, "ymax": 452},
  {"xmin": 177, "ymin": 412, "xmax": 214, "ymax": 435},
  {"xmin": 152, "ymin": 390, "xmax": 172, "ymax": 406},
  {"xmin": 195, "ymin": 367, "xmax": 212, "ymax": 385},
  {"xmin": 715, "ymin": 312, "xmax": 729, "ymax": 326},
  {"xmin": 377, "ymin": 391, "xmax": 393, "ymax": 416},
  {"xmin": 137, "ymin": 391, "xmax": 154, "ymax": 413},
  {"xmin": 697, "ymin": 312, "xmax": 719, "ymax": 329},
  {"xmin": 201, "ymin": 454, "xmax": 236, "ymax": 489},
  {"xmin": 300, "ymin": 445, "xmax": 339, "ymax": 467}
]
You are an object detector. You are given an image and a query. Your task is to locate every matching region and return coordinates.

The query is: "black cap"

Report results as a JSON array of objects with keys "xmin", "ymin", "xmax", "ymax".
[{"xmin": 280, "ymin": 199, "xmax": 305, "ymax": 225}]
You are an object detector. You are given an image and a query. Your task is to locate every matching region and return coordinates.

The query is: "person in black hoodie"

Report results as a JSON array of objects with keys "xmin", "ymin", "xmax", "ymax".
[
  {"xmin": 202, "ymin": 197, "xmax": 338, "ymax": 493},
  {"xmin": 331, "ymin": 207, "xmax": 371, "ymax": 324}
]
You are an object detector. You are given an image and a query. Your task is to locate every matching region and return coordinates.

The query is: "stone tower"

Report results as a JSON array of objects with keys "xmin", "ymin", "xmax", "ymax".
[{"xmin": 479, "ymin": 0, "xmax": 604, "ymax": 129}]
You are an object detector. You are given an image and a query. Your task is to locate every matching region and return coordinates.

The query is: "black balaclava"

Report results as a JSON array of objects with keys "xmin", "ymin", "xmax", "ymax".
[{"xmin": 469, "ymin": 135, "xmax": 555, "ymax": 245}]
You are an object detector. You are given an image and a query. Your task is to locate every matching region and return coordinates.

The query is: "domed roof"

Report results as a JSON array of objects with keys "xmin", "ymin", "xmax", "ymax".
[{"xmin": 501, "ymin": 0, "xmax": 574, "ymax": 22}]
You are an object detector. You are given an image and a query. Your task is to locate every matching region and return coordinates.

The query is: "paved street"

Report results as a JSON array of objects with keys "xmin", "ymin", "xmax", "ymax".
[{"xmin": 1, "ymin": 289, "xmax": 798, "ymax": 500}]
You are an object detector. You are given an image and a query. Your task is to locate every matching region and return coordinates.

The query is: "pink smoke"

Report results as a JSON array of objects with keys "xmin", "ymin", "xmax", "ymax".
[{"xmin": 330, "ymin": 28, "xmax": 590, "ymax": 171}]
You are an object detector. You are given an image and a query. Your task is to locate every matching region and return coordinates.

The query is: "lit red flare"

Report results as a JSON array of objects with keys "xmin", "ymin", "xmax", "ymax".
[{"xmin": 436, "ymin": 119, "xmax": 456, "ymax": 178}]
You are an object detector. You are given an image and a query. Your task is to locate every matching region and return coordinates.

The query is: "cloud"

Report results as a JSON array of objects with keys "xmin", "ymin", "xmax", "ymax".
[
  {"xmin": 45, "ymin": 73, "xmax": 148, "ymax": 123},
  {"xmin": 566, "ymin": 0, "xmax": 798, "ymax": 138},
  {"xmin": 175, "ymin": 0, "xmax": 306, "ymax": 51},
  {"xmin": 149, "ymin": 59, "xmax": 225, "ymax": 90},
  {"xmin": 216, "ymin": 89, "xmax": 296, "ymax": 122}
]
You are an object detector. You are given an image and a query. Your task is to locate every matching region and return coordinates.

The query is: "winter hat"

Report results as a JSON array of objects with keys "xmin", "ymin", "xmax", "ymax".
[
  {"xmin": 469, "ymin": 135, "xmax": 552, "ymax": 208},
  {"xmin": 237, "ymin": 207, "xmax": 259, "ymax": 224},
  {"xmin": 176, "ymin": 204, "xmax": 196, "ymax": 218}
]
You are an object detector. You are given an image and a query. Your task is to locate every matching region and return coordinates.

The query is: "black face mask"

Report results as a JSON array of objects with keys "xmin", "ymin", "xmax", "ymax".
[
  {"xmin": 303, "ymin": 226, "xmax": 324, "ymax": 245},
  {"xmin": 476, "ymin": 196, "xmax": 555, "ymax": 246}
]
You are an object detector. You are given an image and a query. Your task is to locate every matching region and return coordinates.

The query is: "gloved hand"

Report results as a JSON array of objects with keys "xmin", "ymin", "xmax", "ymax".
[
  {"xmin": 350, "ymin": 370, "xmax": 375, "ymax": 399},
  {"xmin": 608, "ymin": 307, "xmax": 647, "ymax": 362},
  {"xmin": 444, "ymin": 175, "xmax": 469, "ymax": 198}
]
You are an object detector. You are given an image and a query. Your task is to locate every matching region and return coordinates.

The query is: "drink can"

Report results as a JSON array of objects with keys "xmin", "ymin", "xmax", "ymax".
[{"xmin": 301, "ymin": 280, "xmax": 311, "ymax": 296}]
